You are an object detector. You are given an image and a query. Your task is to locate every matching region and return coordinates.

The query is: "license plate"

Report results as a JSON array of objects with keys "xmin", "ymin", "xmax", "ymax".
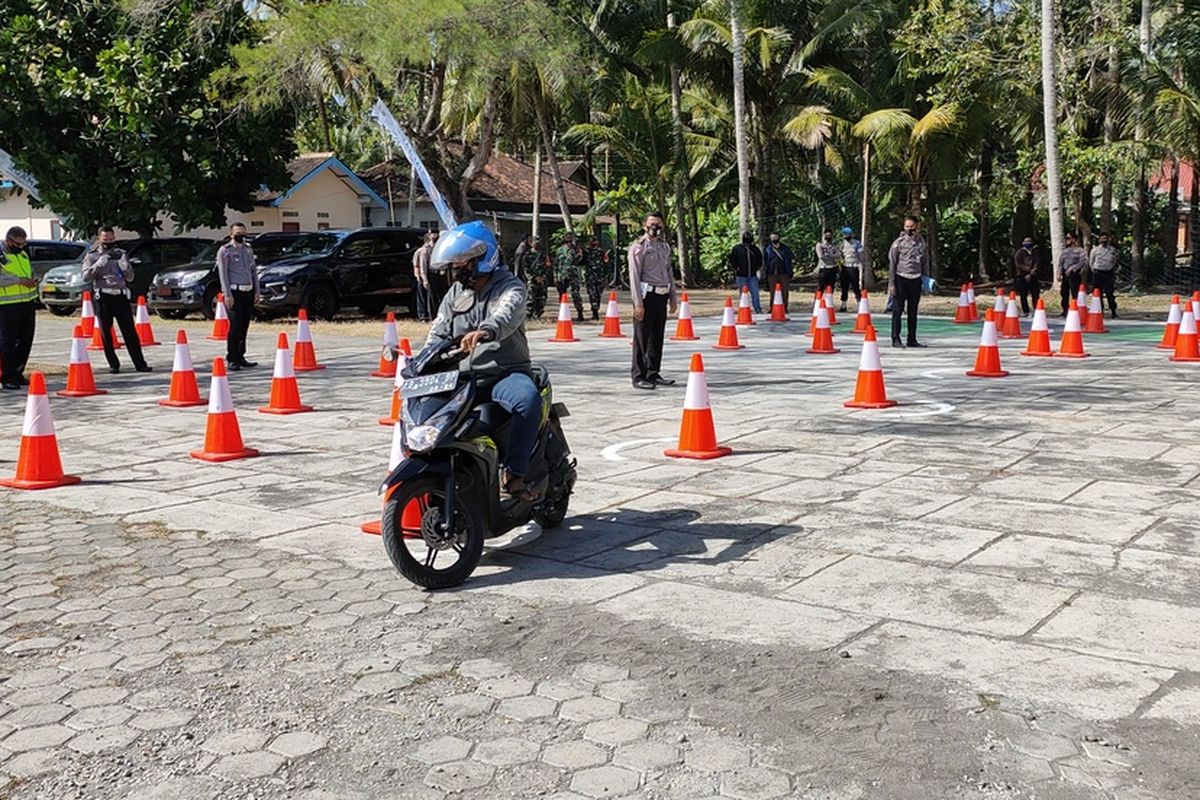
[
  {"xmin": 403, "ymin": 371, "xmax": 459, "ymax": 399},
  {"xmin": 157, "ymin": 287, "xmax": 173, "ymax": 298},
  {"xmin": 41, "ymin": 285, "xmax": 57, "ymax": 294}
]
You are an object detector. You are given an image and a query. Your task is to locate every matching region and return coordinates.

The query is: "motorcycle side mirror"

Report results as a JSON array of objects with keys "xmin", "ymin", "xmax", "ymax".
[{"xmin": 451, "ymin": 292, "xmax": 476, "ymax": 315}]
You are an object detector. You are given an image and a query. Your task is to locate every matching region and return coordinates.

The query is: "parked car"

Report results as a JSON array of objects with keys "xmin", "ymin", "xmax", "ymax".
[
  {"xmin": 149, "ymin": 231, "xmax": 309, "ymax": 320},
  {"xmin": 26, "ymin": 240, "xmax": 88, "ymax": 281},
  {"xmin": 40, "ymin": 237, "xmax": 212, "ymax": 316},
  {"xmin": 255, "ymin": 227, "xmax": 425, "ymax": 320}
]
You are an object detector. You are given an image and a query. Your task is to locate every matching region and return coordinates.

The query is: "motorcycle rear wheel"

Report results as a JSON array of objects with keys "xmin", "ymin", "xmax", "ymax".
[{"xmin": 382, "ymin": 475, "xmax": 484, "ymax": 589}]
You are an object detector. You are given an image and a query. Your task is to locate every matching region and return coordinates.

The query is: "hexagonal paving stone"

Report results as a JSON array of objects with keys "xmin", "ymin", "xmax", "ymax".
[
  {"xmin": 4, "ymin": 704, "xmax": 72, "ymax": 728},
  {"xmin": 202, "ymin": 729, "xmax": 271, "ymax": 755},
  {"xmin": 58, "ymin": 652, "xmax": 122, "ymax": 673},
  {"xmin": 542, "ymin": 740, "xmax": 610, "ymax": 770},
  {"xmin": 573, "ymin": 663, "xmax": 629, "ymax": 684},
  {"xmin": 5, "ymin": 685, "xmax": 70, "ymax": 707},
  {"xmin": 536, "ymin": 678, "xmax": 594, "ymax": 702},
  {"xmin": 597, "ymin": 680, "xmax": 646, "ymax": 704},
  {"xmin": 65, "ymin": 686, "xmax": 130, "ymax": 709},
  {"xmin": 457, "ymin": 658, "xmax": 510, "ymax": 680},
  {"xmin": 411, "ymin": 735, "xmax": 474, "ymax": 765},
  {"xmin": 5, "ymin": 668, "xmax": 65, "ymax": 690},
  {"xmin": 613, "ymin": 740, "xmax": 682, "ymax": 771},
  {"xmin": 437, "ymin": 693, "xmax": 495, "ymax": 719},
  {"xmin": 559, "ymin": 696, "xmax": 622, "ymax": 723},
  {"xmin": 268, "ymin": 731, "xmax": 328, "ymax": 759},
  {"xmin": 5, "ymin": 637, "xmax": 64, "ymax": 655},
  {"xmin": 1, "ymin": 723, "xmax": 75, "ymax": 752},
  {"xmin": 130, "ymin": 709, "xmax": 194, "ymax": 731},
  {"xmin": 684, "ymin": 737, "xmax": 752, "ymax": 772},
  {"xmin": 719, "ymin": 766, "xmax": 792, "ymax": 799},
  {"xmin": 424, "ymin": 760, "xmax": 495, "ymax": 793},
  {"xmin": 472, "ymin": 736, "xmax": 540, "ymax": 766},
  {"xmin": 584, "ymin": 717, "xmax": 648, "ymax": 747},
  {"xmin": 569, "ymin": 765, "xmax": 640, "ymax": 798},
  {"xmin": 68, "ymin": 724, "xmax": 141, "ymax": 755},
  {"xmin": 212, "ymin": 751, "xmax": 286, "ymax": 780},
  {"xmin": 65, "ymin": 705, "xmax": 134, "ymax": 732},
  {"xmin": 353, "ymin": 672, "xmax": 414, "ymax": 696},
  {"xmin": 2, "ymin": 749, "xmax": 60, "ymax": 778},
  {"xmin": 478, "ymin": 675, "xmax": 535, "ymax": 699},
  {"xmin": 497, "ymin": 695, "xmax": 557, "ymax": 722}
]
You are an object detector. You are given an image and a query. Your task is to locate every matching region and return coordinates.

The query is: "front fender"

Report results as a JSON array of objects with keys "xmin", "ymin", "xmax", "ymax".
[{"xmin": 379, "ymin": 454, "xmax": 452, "ymax": 500}]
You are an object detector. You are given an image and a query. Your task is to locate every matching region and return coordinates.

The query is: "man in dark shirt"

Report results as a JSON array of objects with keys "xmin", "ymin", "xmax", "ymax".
[
  {"xmin": 1012, "ymin": 236, "xmax": 1042, "ymax": 315},
  {"xmin": 763, "ymin": 234, "xmax": 794, "ymax": 312},
  {"xmin": 728, "ymin": 232, "xmax": 763, "ymax": 314}
]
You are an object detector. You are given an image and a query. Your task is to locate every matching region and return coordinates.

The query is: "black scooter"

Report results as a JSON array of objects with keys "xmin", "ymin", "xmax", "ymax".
[{"xmin": 378, "ymin": 335, "xmax": 576, "ymax": 589}]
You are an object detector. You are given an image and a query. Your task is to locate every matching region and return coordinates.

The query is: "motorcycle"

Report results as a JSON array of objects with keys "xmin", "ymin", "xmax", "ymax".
[{"xmin": 378, "ymin": 332, "xmax": 577, "ymax": 589}]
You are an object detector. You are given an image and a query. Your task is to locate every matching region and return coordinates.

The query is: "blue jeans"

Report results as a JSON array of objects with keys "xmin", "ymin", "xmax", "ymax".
[
  {"xmin": 488, "ymin": 372, "xmax": 541, "ymax": 478},
  {"xmin": 735, "ymin": 276, "xmax": 762, "ymax": 313}
]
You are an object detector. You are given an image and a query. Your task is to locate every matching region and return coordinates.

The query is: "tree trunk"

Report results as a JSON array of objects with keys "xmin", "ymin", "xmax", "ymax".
[
  {"xmin": 925, "ymin": 181, "xmax": 939, "ymax": 280},
  {"xmin": 531, "ymin": 144, "xmax": 542, "ymax": 240},
  {"xmin": 1041, "ymin": 0, "xmax": 1067, "ymax": 286},
  {"xmin": 1132, "ymin": 0, "xmax": 1152, "ymax": 288},
  {"xmin": 689, "ymin": 195, "xmax": 702, "ymax": 283},
  {"xmin": 458, "ymin": 77, "xmax": 502, "ymax": 218},
  {"xmin": 1191, "ymin": 153, "xmax": 1200, "ymax": 273},
  {"xmin": 532, "ymin": 89, "xmax": 573, "ymax": 234},
  {"xmin": 860, "ymin": 141, "xmax": 876, "ymax": 290},
  {"xmin": 1161, "ymin": 155, "xmax": 1180, "ymax": 256},
  {"xmin": 668, "ymin": 10, "xmax": 695, "ymax": 287},
  {"xmin": 317, "ymin": 99, "xmax": 332, "ymax": 152},
  {"xmin": 977, "ymin": 142, "xmax": 993, "ymax": 282},
  {"xmin": 730, "ymin": 0, "xmax": 752, "ymax": 235},
  {"xmin": 1100, "ymin": 27, "xmax": 1117, "ymax": 233}
]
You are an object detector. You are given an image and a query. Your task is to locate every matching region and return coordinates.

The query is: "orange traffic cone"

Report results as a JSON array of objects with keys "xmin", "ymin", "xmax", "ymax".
[
  {"xmin": 807, "ymin": 292, "xmax": 821, "ymax": 336},
  {"xmin": 259, "ymin": 333, "xmax": 313, "ymax": 414},
  {"xmin": 1020, "ymin": 299, "xmax": 1054, "ymax": 357},
  {"xmin": 824, "ymin": 288, "xmax": 839, "ymax": 325},
  {"xmin": 768, "ymin": 284, "xmax": 789, "ymax": 322},
  {"xmin": 549, "ymin": 294, "xmax": 580, "ymax": 342},
  {"xmin": 671, "ymin": 293, "xmax": 700, "ymax": 341},
  {"xmin": 953, "ymin": 285, "xmax": 973, "ymax": 323},
  {"xmin": 88, "ymin": 323, "xmax": 122, "ymax": 351},
  {"xmin": 992, "ymin": 289, "xmax": 1007, "ymax": 315},
  {"xmin": 57, "ymin": 325, "xmax": 107, "ymax": 398},
  {"xmin": 1192, "ymin": 290, "xmax": 1200, "ymax": 322},
  {"xmin": 379, "ymin": 338, "xmax": 413, "ymax": 426},
  {"xmin": 293, "ymin": 309, "xmax": 325, "ymax": 371},
  {"xmin": 599, "ymin": 292, "xmax": 626, "ymax": 338},
  {"xmin": 207, "ymin": 293, "xmax": 230, "ymax": 341},
  {"xmin": 1076, "ymin": 286, "xmax": 1090, "ymax": 329},
  {"xmin": 1085, "ymin": 289, "xmax": 1108, "ymax": 333},
  {"xmin": 1055, "ymin": 300, "xmax": 1090, "ymax": 358},
  {"xmin": 851, "ymin": 291, "xmax": 872, "ymax": 334},
  {"xmin": 844, "ymin": 326, "xmax": 897, "ymax": 409},
  {"xmin": 0, "ymin": 373, "xmax": 81, "ymax": 490},
  {"xmin": 712, "ymin": 297, "xmax": 744, "ymax": 350},
  {"xmin": 966, "ymin": 309, "xmax": 1009, "ymax": 377},
  {"xmin": 736, "ymin": 286, "xmax": 756, "ymax": 325},
  {"xmin": 1001, "ymin": 293, "xmax": 1023, "ymax": 339},
  {"xmin": 190, "ymin": 358, "xmax": 258, "ymax": 462},
  {"xmin": 1158, "ymin": 295, "xmax": 1182, "ymax": 351},
  {"xmin": 371, "ymin": 312, "xmax": 400, "ymax": 377},
  {"xmin": 361, "ymin": 423, "xmax": 422, "ymax": 535},
  {"xmin": 134, "ymin": 296, "xmax": 160, "ymax": 346},
  {"xmin": 1170, "ymin": 307, "xmax": 1200, "ymax": 362},
  {"xmin": 664, "ymin": 354, "xmax": 732, "ymax": 460},
  {"xmin": 806, "ymin": 299, "xmax": 840, "ymax": 354},
  {"xmin": 159, "ymin": 330, "xmax": 206, "ymax": 407},
  {"xmin": 966, "ymin": 283, "xmax": 979, "ymax": 320},
  {"xmin": 79, "ymin": 291, "xmax": 96, "ymax": 337}
]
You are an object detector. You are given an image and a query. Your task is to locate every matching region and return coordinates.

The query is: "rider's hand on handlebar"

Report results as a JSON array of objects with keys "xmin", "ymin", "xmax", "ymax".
[{"xmin": 460, "ymin": 329, "xmax": 493, "ymax": 353}]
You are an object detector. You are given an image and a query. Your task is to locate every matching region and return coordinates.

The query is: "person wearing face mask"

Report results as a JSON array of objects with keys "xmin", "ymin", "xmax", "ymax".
[
  {"xmin": 764, "ymin": 233, "xmax": 794, "ymax": 312},
  {"xmin": 815, "ymin": 229, "xmax": 840, "ymax": 298},
  {"xmin": 728, "ymin": 232, "xmax": 763, "ymax": 314},
  {"xmin": 413, "ymin": 230, "xmax": 438, "ymax": 322},
  {"xmin": 1088, "ymin": 232, "xmax": 1120, "ymax": 318},
  {"xmin": 629, "ymin": 212, "xmax": 677, "ymax": 391},
  {"xmin": 425, "ymin": 221, "xmax": 538, "ymax": 500},
  {"xmin": 0, "ymin": 226, "xmax": 39, "ymax": 390},
  {"xmin": 838, "ymin": 226, "xmax": 864, "ymax": 313},
  {"xmin": 1012, "ymin": 236, "xmax": 1042, "ymax": 316},
  {"xmin": 887, "ymin": 215, "xmax": 929, "ymax": 348},
  {"xmin": 1058, "ymin": 231, "xmax": 1087, "ymax": 317},
  {"xmin": 216, "ymin": 222, "xmax": 259, "ymax": 371},
  {"xmin": 81, "ymin": 227, "xmax": 152, "ymax": 375}
]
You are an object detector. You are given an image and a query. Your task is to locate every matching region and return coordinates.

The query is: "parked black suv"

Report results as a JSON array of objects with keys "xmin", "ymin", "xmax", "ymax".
[
  {"xmin": 255, "ymin": 227, "xmax": 425, "ymax": 320},
  {"xmin": 40, "ymin": 237, "xmax": 211, "ymax": 315},
  {"xmin": 149, "ymin": 231, "xmax": 308, "ymax": 320}
]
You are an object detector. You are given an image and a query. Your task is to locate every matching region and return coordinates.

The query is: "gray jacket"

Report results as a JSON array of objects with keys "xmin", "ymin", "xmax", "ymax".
[
  {"xmin": 427, "ymin": 267, "xmax": 530, "ymax": 377},
  {"xmin": 81, "ymin": 248, "xmax": 134, "ymax": 291}
]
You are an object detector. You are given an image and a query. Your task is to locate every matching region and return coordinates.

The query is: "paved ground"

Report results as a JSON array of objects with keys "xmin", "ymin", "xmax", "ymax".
[{"xmin": 1, "ymin": 306, "xmax": 1198, "ymax": 799}]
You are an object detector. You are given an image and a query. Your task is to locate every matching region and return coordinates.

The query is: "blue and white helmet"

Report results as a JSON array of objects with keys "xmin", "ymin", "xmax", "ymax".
[
  {"xmin": 430, "ymin": 221, "xmax": 500, "ymax": 274},
  {"xmin": 841, "ymin": 226, "xmax": 853, "ymax": 236}
]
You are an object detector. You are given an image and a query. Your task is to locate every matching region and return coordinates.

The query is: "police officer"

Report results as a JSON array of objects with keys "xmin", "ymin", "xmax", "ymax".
[
  {"xmin": 413, "ymin": 230, "xmax": 437, "ymax": 322},
  {"xmin": 1012, "ymin": 236, "xmax": 1042, "ymax": 315},
  {"xmin": 1059, "ymin": 231, "xmax": 1087, "ymax": 316},
  {"xmin": 81, "ymin": 227, "xmax": 152, "ymax": 374},
  {"xmin": 525, "ymin": 241, "xmax": 552, "ymax": 319},
  {"xmin": 1089, "ymin": 231, "xmax": 1120, "ymax": 318},
  {"xmin": 764, "ymin": 233, "xmax": 794, "ymax": 312},
  {"xmin": 555, "ymin": 233, "xmax": 585, "ymax": 321},
  {"xmin": 584, "ymin": 235, "xmax": 608, "ymax": 320},
  {"xmin": 0, "ymin": 227, "xmax": 39, "ymax": 390},
  {"xmin": 887, "ymin": 215, "xmax": 929, "ymax": 348},
  {"xmin": 815, "ymin": 228, "xmax": 840, "ymax": 296},
  {"xmin": 629, "ymin": 212, "xmax": 676, "ymax": 390},
  {"xmin": 839, "ymin": 226, "xmax": 863, "ymax": 312},
  {"xmin": 216, "ymin": 222, "xmax": 259, "ymax": 371}
]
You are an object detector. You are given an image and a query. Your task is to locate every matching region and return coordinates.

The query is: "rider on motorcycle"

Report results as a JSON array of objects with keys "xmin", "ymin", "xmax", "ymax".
[{"xmin": 426, "ymin": 221, "xmax": 541, "ymax": 501}]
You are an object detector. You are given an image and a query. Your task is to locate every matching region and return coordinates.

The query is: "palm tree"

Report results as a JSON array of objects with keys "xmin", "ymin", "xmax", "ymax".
[
  {"xmin": 729, "ymin": 0, "xmax": 751, "ymax": 235},
  {"xmin": 1041, "ymin": 0, "xmax": 1067, "ymax": 285}
]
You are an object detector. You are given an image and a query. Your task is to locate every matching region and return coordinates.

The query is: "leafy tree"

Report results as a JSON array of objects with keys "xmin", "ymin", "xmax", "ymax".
[{"xmin": 0, "ymin": 0, "xmax": 295, "ymax": 236}]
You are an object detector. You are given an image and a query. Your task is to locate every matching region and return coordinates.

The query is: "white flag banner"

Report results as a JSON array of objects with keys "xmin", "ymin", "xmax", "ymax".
[
  {"xmin": 0, "ymin": 147, "xmax": 41, "ymax": 201},
  {"xmin": 368, "ymin": 100, "xmax": 458, "ymax": 230}
]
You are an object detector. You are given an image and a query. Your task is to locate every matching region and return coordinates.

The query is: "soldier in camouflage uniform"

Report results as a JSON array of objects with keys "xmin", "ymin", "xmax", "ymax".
[
  {"xmin": 555, "ymin": 233, "xmax": 585, "ymax": 322},
  {"xmin": 524, "ymin": 238, "xmax": 552, "ymax": 319},
  {"xmin": 584, "ymin": 235, "xmax": 609, "ymax": 320}
]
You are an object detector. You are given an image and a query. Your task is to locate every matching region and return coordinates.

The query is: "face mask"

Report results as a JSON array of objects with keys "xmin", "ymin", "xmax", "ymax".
[
  {"xmin": 904, "ymin": 229, "xmax": 916, "ymax": 237},
  {"xmin": 233, "ymin": 234, "xmax": 246, "ymax": 243},
  {"xmin": 648, "ymin": 226, "xmax": 662, "ymax": 238},
  {"xmin": 824, "ymin": 235, "xmax": 832, "ymax": 242},
  {"xmin": 1023, "ymin": 243, "xmax": 1033, "ymax": 249},
  {"xmin": 100, "ymin": 241, "xmax": 114, "ymax": 250},
  {"xmin": 453, "ymin": 263, "xmax": 476, "ymax": 287},
  {"xmin": 7, "ymin": 242, "xmax": 25, "ymax": 253}
]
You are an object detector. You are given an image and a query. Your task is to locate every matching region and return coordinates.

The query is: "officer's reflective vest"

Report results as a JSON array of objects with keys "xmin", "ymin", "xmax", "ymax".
[{"xmin": 0, "ymin": 250, "xmax": 36, "ymax": 305}]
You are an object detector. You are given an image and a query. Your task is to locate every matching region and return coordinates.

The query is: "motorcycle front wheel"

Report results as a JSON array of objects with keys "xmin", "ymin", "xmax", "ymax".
[{"xmin": 382, "ymin": 474, "xmax": 484, "ymax": 590}]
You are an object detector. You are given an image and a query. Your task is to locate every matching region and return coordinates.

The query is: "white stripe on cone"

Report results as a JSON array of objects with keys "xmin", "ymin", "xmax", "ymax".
[
  {"xmin": 815, "ymin": 304, "xmax": 831, "ymax": 329},
  {"xmin": 810, "ymin": 297, "xmax": 820, "ymax": 319},
  {"xmin": 1191, "ymin": 299, "xmax": 1198, "ymax": 320},
  {"xmin": 683, "ymin": 366, "xmax": 711, "ymax": 411},
  {"xmin": 382, "ymin": 320, "xmax": 398, "ymax": 348},
  {"xmin": 1064, "ymin": 307, "xmax": 1083, "ymax": 333},
  {"xmin": 388, "ymin": 422, "xmax": 406, "ymax": 470},
  {"xmin": 392, "ymin": 353, "xmax": 409, "ymax": 391},
  {"xmin": 135, "ymin": 302, "xmax": 150, "ymax": 325},
  {"xmin": 1076, "ymin": 289, "xmax": 1087, "ymax": 310},
  {"xmin": 994, "ymin": 293, "xmax": 1006, "ymax": 312},
  {"xmin": 966, "ymin": 286, "xmax": 975, "ymax": 304},
  {"xmin": 273, "ymin": 342, "xmax": 295, "ymax": 379},
  {"xmin": 773, "ymin": 288, "xmax": 784, "ymax": 306},
  {"xmin": 721, "ymin": 305, "xmax": 736, "ymax": 327},
  {"xmin": 857, "ymin": 296, "xmax": 869, "ymax": 314},
  {"xmin": 678, "ymin": 300, "xmax": 693, "ymax": 320},
  {"xmin": 957, "ymin": 289, "xmax": 968, "ymax": 306},
  {"xmin": 1005, "ymin": 298, "xmax": 1019, "ymax": 320},
  {"xmin": 173, "ymin": 339, "xmax": 195, "ymax": 373},
  {"xmin": 1180, "ymin": 308, "xmax": 1198, "ymax": 336},
  {"xmin": 858, "ymin": 335, "xmax": 882, "ymax": 372},
  {"xmin": 208, "ymin": 374, "xmax": 235, "ymax": 414},
  {"xmin": 81, "ymin": 295, "xmax": 94, "ymax": 319},
  {"xmin": 1166, "ymin": 301, "xmax": 1181, "ymax": 325},
  {"xmin": 738, "ymin": 290, "xmax": 752, "ymax": 310},
  {"xmin": 68, "ymin": 334, "xmax": 88, "ymax": 365},
  {"xmin": 1089, "ymin": 293, "xmax": 1102, "ymax": 314},
  {"xmin": 605, "ymin": 298, "xmax": 620, "ymax": 317},
  {"xmin": 1030, "ymin": 307, "xmax": 1049, "ymax": 331},
  {"xmin": 21, "ymin": 390, "xmax": 56, "ymax": 438},
  {"xmin": 557, "ymin": 299, "xmax": 572, "ymax": 322},
  {"xmin": 980, "ymin": 317, "xmax": 999, "ymax": 346},
  {"xmin": 296, "ymin": 316, "xmax": 313, "ymax": 343},
  {"xmin": 214, "ymin": 298, "xmax": 229, "ymax": 321},
  {"xmin": 823, "ymin": 289, "xmax": 834, "ymax": 307}
]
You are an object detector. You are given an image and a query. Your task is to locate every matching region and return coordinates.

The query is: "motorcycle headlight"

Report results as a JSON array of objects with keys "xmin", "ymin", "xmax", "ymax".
[
  {"xmin": 405, "ymin": 424, "xmax": 442, "ymax": 453},
  {"xmin": 402, "ymin": 383, "xmax": 471, "ymax": 453}
]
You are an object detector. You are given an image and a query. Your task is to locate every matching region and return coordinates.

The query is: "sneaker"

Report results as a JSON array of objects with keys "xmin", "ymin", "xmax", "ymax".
[
  {"xmin": 228, "ymin": 361, "xmax": 242, "ymax": 372},
  {"xmin": 891, "ymin": 339, "xmax": 905, "ymax": 348},
  {"xmin": 907, "ymin": 341, "xmax": 928, "ymax": 348},
  {"xmin": 239, "ymin": 360, "xmax": 258, "ymax": 368}
]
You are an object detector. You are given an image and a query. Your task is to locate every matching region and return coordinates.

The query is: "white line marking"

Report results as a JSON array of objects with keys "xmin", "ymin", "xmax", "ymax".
[
  {"xmin": 601, "ymin": 437, "xmax": 675, "ymax": 461},
  {"xmin": 892, "ymin": 400, "xmax": 956, "ymax": 418}
]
